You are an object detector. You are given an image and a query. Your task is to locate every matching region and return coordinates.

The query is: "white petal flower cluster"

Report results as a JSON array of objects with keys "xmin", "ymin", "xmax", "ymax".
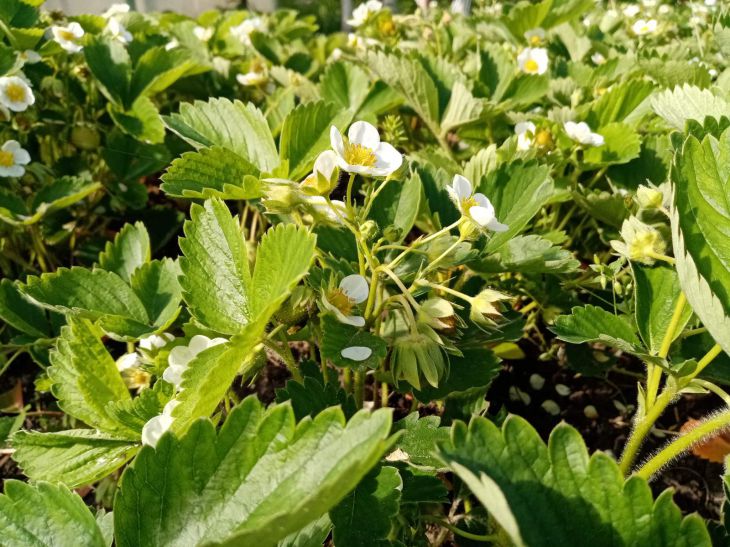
[
  {"xmin": 0, "ymin": 76, "xmax": 35, "ymax": 112},
  {"xmin": 230, "ymin": 17, "xmax": 265, "ymax": 46},
  {"xmin": 517, "ymin": 48, "xmax": 548, "ymax": 75},
  {"xmin": 330, "ymin": 121, "xmax": 402, "ymax": 177},
  {"xmin": 447, "ymin": 174, "xmax": 508, "ymax": 232},
  {"xmin": 49, "ymin": 22, "xmax": 85, "ymax": 53},
  {"xmin": 564, "ymin": 121, "xmax": 604, "ymax": 146},
  {"xmin": 348, "ymin": 0, "xmax": 383, "ymax": 27},
  {"xmin": 631, "ymin": 19, "xmax": 657, "ymax": 35},
  {"xmin": 0, "ymin": 140, "xmax": 30, "ymax": 177},
  {"xmin": 163, "ymin": 335, "xmax": 227, "ymax": 388}
]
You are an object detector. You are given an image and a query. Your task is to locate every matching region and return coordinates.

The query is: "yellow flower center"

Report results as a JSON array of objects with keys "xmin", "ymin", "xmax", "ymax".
[
  {"xmin": 461, "ymin": 196, "xmax": 478, "ymax": 215},
  {"xmin": 327, "ymin": 288, "xmax": 354, "ymax": 315},
  {"xmin": 630, "ymin": 231, "xmax": 663, "ymax": 260},
  {"xmin": 0, "ymin": 151, "xmax": 14, "ymax": 167},
  {"xmin": 59, "ymin": 30, "xmax": 77, "ymax": 41},
  {"xmin": 343, "ymin": 142, "xmax": 377, "ymax": 167},
  {"xmin": 524, "ymin": 59, "xmax": 539, "ymax": 73},
  {"xmin": 122, "ymin": 368, "xmax": 151, "ymax": 389},
  {"xmin": 5, "ymin": 83, "xmax": 26, "ymax": 103},
  {"xmin": 530, "ymin": 35, "xmax": 541, "ymax": 46}
]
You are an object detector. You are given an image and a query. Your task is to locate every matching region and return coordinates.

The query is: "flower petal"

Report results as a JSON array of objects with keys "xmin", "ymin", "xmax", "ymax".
[
  {"xmin": 141, "ymin": 414, "xmax": 174, "ymax": 447},
  {"xmin": 373, "ymin": 142, "xmax": 403, "ymax": 174},
  {"xmin": 469, "ymin": 205, "xmax": 495, "ymax": 227},
  {"xmin": 13, "ymin": 148, "xmax": 30, "ymax": 165},
  {"xmin": 340, "ymin": 274, "xmax": 369, "ymax": 303},
  {"xmin": 348, "ymin": 121, "xmax": 380, "ymax": 148},
  {"xmin": 343, "ymin": 315, "xmax": 366, "ymax": 327},
  {"xmin": 451, "ymin": 174, "xmax": 472, "ymax": 200},
  {"xmin": 188, "ymin": 335, "xmax": 212, "ymax": 355},
  {"xmin": 486, "ymin": 218, "xmax": 509, "ymax": 232},
  {"xmin": 330, "ymin": 125, "xmax": 345, "ymax": 157},
  {"xmin": 341, "ymin": 346, "xmax": 373, "ymax": 361},
  {"xmin": 313, "ymin": 149, "xmax": 338, "ymax": 179},
  {"xmin": 168, "ymin": 346, "xmax": 193, "ymax": 368}
]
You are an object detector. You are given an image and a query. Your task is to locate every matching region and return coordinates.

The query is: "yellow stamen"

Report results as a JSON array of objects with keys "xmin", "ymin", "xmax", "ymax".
[
  {"xmin": 5, "ymin": 83, "xmax": 26, "ymax": 103},
  {"xmin": 530, "ymin": 35, "xmax": 541, "ymax": 46},
  {"xmin": 327, "ymin": 288, "xmax": 354, "ymax": 315},
  {"xmin": 59, "ymin": 30, "xmax": 77, "ymax": 41},
  {"xmin": 343, "ymin": 142, "xmax": 377, "ymax": 167},
  {"xmin": 0, "ymin": 151, "xmax": 14, "ymax": 167},
  {"xmin": 461, "ymin": 196, "xmax": 478, "ymax": 215},
  {"xmin": 524, "ymin": 59, "xmax": 539, "ymax": 73}
]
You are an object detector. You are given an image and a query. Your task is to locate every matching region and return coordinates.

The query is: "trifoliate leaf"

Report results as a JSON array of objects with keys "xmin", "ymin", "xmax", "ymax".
[
  {"xmin": 115, "ymin": 397, "xmax": 393, "ymax": 547},
  {"xmin": 437, "ymin": 415, "xmax": 711, "ymax": 547}
]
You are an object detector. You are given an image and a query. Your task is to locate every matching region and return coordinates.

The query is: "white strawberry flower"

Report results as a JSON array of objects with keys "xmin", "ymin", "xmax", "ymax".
[
  {"xmin": 302, "ymin": 150, "xmax": 339, "ymax": 194},
  {"xmin": 330, "ymin": 121, "xmax": 402, "ymax": 177},
  {"xmin": 323, "ymin": 274, "xmax": 369, "ymax": 327},
  {"xmin": 105, "ymin": 18, "xmax": 132, "ymax": 44},
  {"xmin": 0, "ymin": 140, "xmax": 30, "ymax": 177},
  {"xmin": 341, "ymin": 346, "xmax": 373, "ymax": 361},
  {"xmin": 49, "ymin": 22, "xmax": 85, "ymax": 53},
  {"xmin": 524, "ymin": 28, "xmax": 545, "ymax": 46},
  {"xmin": 564, "ymin": 121, "xmax": 604, "ymax": 146},
  {"xmin": 163, "ymin": 335, "xmax": 227, "ymax": 388},
  {"xmin": 102, "ymin": 3, "xmax": 130, "ymax": 19},
  {"xmin": 515, "ymin": 121, "xmax": 536, "ymax": 151},
  {"xmin": 631, "ymin": 19, "xmax": 657, "ymax": 35},
  {"xmin": 230, "ymin": 17, "xmax": 265, "ymax": 46},
  {"xmin": 193, "ymin": 25, "xmax": 214, "ymax": 42},
  {"xmin": 447, "ymin": 174, "xmax": 508, "ymax": 232},
  {"xmin": 517, "ymin": 47, "xmax": 548, "ymax": 75},
  {"xmin": 18, "ymin": 50, "xmax": 41, "ymax": 66},
  {"xmin": 623, "ymin": 4, "xmax": 641, "ymax": 17},
  {"xmin": 348, "ymin": 0, "xmax": 383, "ymax": 27},
  {"xmin": 0, "ymin": 76, "xmax": 35, "ymax": 112},
  {"xmin": 141, "ymin": 400, "xmax": 179, "ymax": 448},
  {"xmin": 591, "ymin": 52, "xmax": 606, "ymax": 65},
  {"xmin": 139, "ymin": 332, "xmax": 175, "ymax": 352}
]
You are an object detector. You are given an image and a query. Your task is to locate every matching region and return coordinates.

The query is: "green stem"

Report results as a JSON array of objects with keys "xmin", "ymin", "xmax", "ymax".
[
  {"xmin": 646, "ymin": 293, "xmax": 686, "ymax": 408},
  {"xmin": 386, "ymin": 219, "xmax": 461, "ymax": 272},
  {"xmin": 686, "ymin": 343, "xmax": 723, "ymax": 381},
  {"xmin": 353, "ymin": 370, "xmax": 364, "ymax": 408},
  {"xmin": 619, "ymin": 386, "xmax": 676, "ymax": 475},
  {"xmin": 635, "ymin": 410, "xmax": 730, "ymax": 480},
  {"xmin": 421, "ymin": 517, "xmax": 497, "ymax": 543}
]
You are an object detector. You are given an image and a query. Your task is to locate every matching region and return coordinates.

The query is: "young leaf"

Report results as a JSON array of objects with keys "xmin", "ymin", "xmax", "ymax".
[
  {"xmin": 114, "ymin": 397, "xmax": 393, "ymax": 547},
  {"xmin": 179, "ymin": 198, "xmax": 252, "ymax": 335},
  {"xmin": 12, "ymin": 430, "xmax": 137, "ymax": 488},
  {"xmin": 633, "ymin": 264, "xmax": 692, "ymax": 354},
  {"xmin": 97, "ymin": 221, "xmax": 151, "ymax": 283},
  {"xmin": 249, "ymin": 223, "xmax": 317, "ymax": 321},
  {"xmin": 391, "ymin": 413, "xmax": 450, "ymax": 468},
  {"xmin": 552, "ymin": 305, "xmax": 642, "ymax": 349},
  {"xmin": 671, "ymin": 130, "xmax": 730, "ymax": 355},
  {"xmin": 164, "ymin": 98, "xmax": 279, "ymax": 172},
  {"xmin": 437, "ymin": 415, "xmax": 711, "ymax": 547},
  {"xmin": 0, "ymin": 481, "xmax": 107, "ymax": 547},
  {"xmin": 330, "ymin": 465, "xmax": 402, "ymax": 547},
  {"xmin": 279, "ymin": 100, "xmax": 352, "ymax": 181},
  {"xmin": 160, "ymin": 146, "xmax": 263, "ymax": 200},
  {"xmin": 48, "ymin": 318, "xmax": 134, "ymax": 437}
]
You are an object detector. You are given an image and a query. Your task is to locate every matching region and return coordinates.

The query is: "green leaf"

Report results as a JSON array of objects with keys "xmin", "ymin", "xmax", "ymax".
[
  {"xmin": 0, "ymin": 278, "xmax": 50, "ymax": 338},
  {"xmin": 129, "ymin": 46, "xmax": 195, "ymax": 102},
  {"xmin": 414, "ymin": 348, "xmax": 501, "ymax": 402},
  {"xmin": 320, "ymin": 61, "xmax": 371, "ymax": 114},
  {"xmin": 12, "ymin": 430, "xmax": 137, "ymax": 488},
  {"xmin": 472, "ymin": 234, "xmax": 579, "ymax": 274},
  {"xmin": 671, "ymin": 129, "xmax": 730, "ymax": 355},
  {"xmin": 552, "ymin": 305, "xmax": 642, "ymax": 350},
  {"xmin": 0, "ymin": 481, "xmax": 106, "ymax": 547},
  {"xmin": 368, "ymin": 171, "xmax": 422, "ymax": 244},
  {"xmin": 179, "ymin": 198, "xmax": 252, "ymax": 335},
  {"xmin": 278, "ymin": 514, "xmax": 331, "ymax": 547},
  {"xmin": 437, "ymin": 416, "xmax": 711, "ymax": 547},
  {"xmin": 249, "ymin": 223, "xmax": 317, "ymax": 320},
  {"xmin": 503, "ymin": 0, "xmax": 552, "ymax": 38},
  {"xmin": 440, "ymin": 81, "xmax": 487, "ymax": 134},
  {"xmin": 391, "ymin": 413, "xmax": 450, "ymax": 468},
  {"xmin": 114, "ymin": 397, "xmax": 393, "ymax": 547},
  {"xmin": 330, "ymin": 465, "xmax": 402, "ymax": 547},
  {"xmin": 129, "ymin": 259, "xmax": 182, "ymax": 329},
  {"xmin": 366, "ymin": 50, "xmax": 441, "ymax": 133},
  {"xmin": 582, "ymin": 123, "xmax": 641, "ymax": 167},
  {"xmin": 275, "ymin": 365, "xmax": 357, "ymax": 420},
  {"xmin": 160, "ymin": 147, "xmax": 263, "ymax": 200},
  {"xmin": 84, "ymin": 36, "xmax": 131, "ymax": 106},
  {"xmin": 21, "ymin": 267, "xmax": 153, "ymax": 339},
  {"xmin": 280, "ymin": 100, "xmax": 352, "ymax": 181},
  {"xmin": 47, "ymin": 318, "xmax": 133, "ymax": 436},
  {"xmin": 478, "ymin": 160, "xmax": 554, "ymax": 251},
  {"xmin": 165, "ymin": 98, "xmax": 279, "ymax": 172},
  {"xmin": 109, "ymin": 96, "xmax": 166, "ymax": 145},
  {"xmin": 652, "ymin": 85, "xmax": 730, "ymax": 131},
  {"xmin": 633, "ymin": 264, "xmax": 692, "ymax": 354},
  {"xmin": 97, "ymin": 221, "xmax": 151, "ymax": 283},
  {"xmin": 321, "ymin": 313, "xmax": 388, "ymax": 370},
  {"xmin": 586, "ymin": 79, "xmax": 655, "ymax": 128}
]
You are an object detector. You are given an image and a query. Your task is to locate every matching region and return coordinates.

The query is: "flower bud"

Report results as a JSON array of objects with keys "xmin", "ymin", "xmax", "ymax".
[
  {"xmin": 419, "ymin": 297, "xmax": 456, "ymax": 330},
  {"xmin": 610, "ymin": 216, "xmax": 666, "ymax": 264},
  {"xmin": 635, "ymin": 185, "xmax": 664, "ymax": 209},
  {"xmin": 469, "ymin": 289, "xmax": 511, "ymax": 328},
  {"xmin": 71, "ymin": 124, "xmax": 101, "ymax": 150},
  {"xmin": 359, "ymin": 219, "xmax": 379, "ymax": 241}
]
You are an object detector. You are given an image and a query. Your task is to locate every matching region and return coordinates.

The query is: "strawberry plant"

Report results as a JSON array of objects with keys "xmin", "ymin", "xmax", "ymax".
[{"xmin": 1, "ymin": 1, "xmax": 730, "ymax": 545}]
